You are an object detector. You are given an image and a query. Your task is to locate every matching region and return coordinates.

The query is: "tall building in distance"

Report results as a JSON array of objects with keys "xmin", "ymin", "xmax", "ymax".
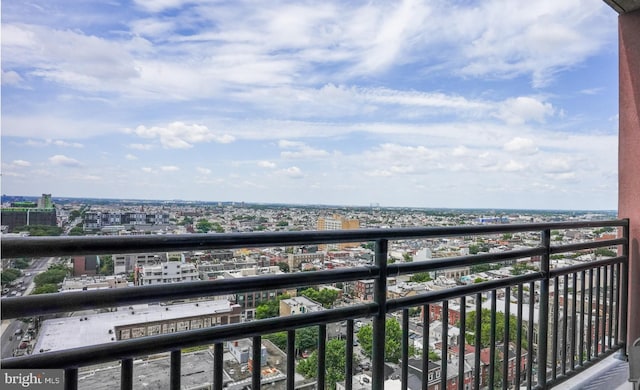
[
  {"xmin": 317, "ymin": 214, "xmax": 360, "ymax": 251},
  {"xmin": 0, "ymin": 193, "xmax": 57, "ymax": 233}
]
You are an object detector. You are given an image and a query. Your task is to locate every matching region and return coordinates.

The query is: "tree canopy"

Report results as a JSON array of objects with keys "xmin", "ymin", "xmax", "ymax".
[
  {"xmin": 300, "ymin": 287, "xmax": 339, "ymax": 308},
  {"xmin": 464, "ymin": 309, "xmax": 527, "ymax": 349},
  {"xmin": 357, "ymin": 318, "xmax": 402, "ymax": 363},
  {"xmin": 255, "ymin": 294, "xmax": 291, "ymax": 319},
  {"xmin": 297, "ymin": 339, "xmax": 356, "ymax": 390}
]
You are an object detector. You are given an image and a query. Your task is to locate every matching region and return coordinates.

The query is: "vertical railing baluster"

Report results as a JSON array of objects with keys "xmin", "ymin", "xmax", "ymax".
[
  {"xmin": 601, "ymin": 266, "xmax": 608, "ymax": 354},
  {"xmin": 595, "ymin": 267, "xmax": 601, "ymax": 357},
  {"xmin": 515, "ymin": 285, "xmax": 523, "ymax": 389},
  {"xmin": 619, "ymin": 221, "xmax": 629, "ymax": 355},
  {"xmin": 474, "ymin": 294, "xmax": 481, "ymax": 390},
  {"xmin": 170, "ymin": 350, "xmax": 181, "ymax": 390},
  {"xmin": 527, "ymin": 282, "xmax": 535, "ymax": 390},
  {"xmin": 317, "ymin": 324, "xmax": 326, "ymax": 390},
  {"xmin": 587, "ymin": 269, "xmax": 594, "ymax": 360},
  {"xmin": 441, "ymin": 300, "xmax": 449, "ymax": 390},
  {"xmin": 537, "ymin": 229, "xmax": 551, "ymax": 388},
  {"xmin": 346, "ymin": 319, "xmax": 354, "ymax": 390},
  {"xmin": 608, "ymin": 264, "xmax": 615, "ymax": 349},
  {"xmin": 402, "ymin": 308, "xmax": 409, "ymax": 390},
  {"xmin": 65, "ymin": 368, "xmax": 78, "ymax": 390},
  {"xmin": 423, "ymin": 304, "xmax": 431, "ymax": 390},
  {"xmin": 502, "ymin": 287, "xmax": 510, "ymax": 390},
  {"xmin": 372, "ymin": 239, "xmax": 388, "ymax": 390},
  {"xmin": 213, "ymin": 343, "xmax": 223, "ymax": 390},
  {"xmin": 614, "ymin": 263, "xmax": 620, "ymax": 347},
  {"xmin": 579, "ymin": 270, "xmax": 586, "ymax": 365},
  {"xmin": 287, "ymin": 330, "xmax": 295, "ymax": 390},
  {"xmin": 121, "ymin": 358, "xmax": 133, "ymax": 390},
  {"xmin": 458, "ymin": 296, "xmax": 466, "ymax": 390},
  {"xmin": 489, "ymin": 291, "xmax": 496, "ymax": 390},
  {"xmin": 252, "ymin": 336, "xmax": 261, "ymax": 390},
  {"xmin": 552, "ymin": 277, "xmax": 559, "ymax": 380},
  {"xmin": 562, "ymin": 274, "xmax": 569, "ymax": 375},
  {"xmin": 571, "ymin": 272, "xmax": 577, "ymax": 371}
]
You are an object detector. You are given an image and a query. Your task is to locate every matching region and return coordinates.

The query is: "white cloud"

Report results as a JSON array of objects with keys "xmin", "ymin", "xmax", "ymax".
[
  {"xmin": 196, "ymin": 167, "xmax": 212, "ymax": 175},
  {"xmin": 258, "ymin": 161, "xmax": 276, "ymax": 169},
  {"xmin": 503, "ymin": 137, "xmax": 538, "ymax": 155},
  {"xmin": 161, "ymin": 165, "xmax": 179, "ymax": 172},
  {"xmin": 540, "ymin": 157, "xmax": 573, "ymax": 174},
  {"xmin": 24, "ymin": 139, "xmax": 83, "ymax": 148},
  {"xmin": 503, "ymin": 160, "xmax": 527, "ymax": 172},
  {"xmin": 49, "ymin": 155, "xmax": 81, "ymax": 167},
  {"xmin": 280, "ymin": 166, "xmax": 304, "ymax": 178},
  {"xmin": 125, "ymin": 154, "xmax": 138, "ymax": 160},
  {"xmin": 278, "ymin": 140, "xmax": 329, "ymax": 159},
  {"xmin": 128, "ymin": 143, "xmax": 154, "ymax": 150},
  {"xmin": 12, "ymin": 160, "xmax": 31, "ymax": 167},
  {"xmin": 495, "ymin": 97, "xmax": 554, "ymax": 125},
  {"xmin": 52, "ymin": 140, "xmax": 84, "ymax": 148},
  {"xmin": 2, "ymin": 70, "xmax": 24, "ymax": 86},
  {"xmin": 141, "ymin": 167, "xmax": 155, "ymax": 173},
  {"xmin": 452, "ymin": 146, "xmax": 470, "ymax": 157},
  {"xmin": 132, "ymin": 122, "xmax": 235, "ymax": 149}
]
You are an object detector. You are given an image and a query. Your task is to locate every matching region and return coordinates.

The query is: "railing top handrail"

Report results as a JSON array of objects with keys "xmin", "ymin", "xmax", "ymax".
[{"xmin": 0, "ymin": 219, "xmax": 627, "ymax": 259}]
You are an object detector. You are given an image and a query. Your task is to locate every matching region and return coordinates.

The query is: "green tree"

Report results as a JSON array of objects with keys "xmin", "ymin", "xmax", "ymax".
[
  {"xmin": 13, "ymin": 258, "xmax": 31, "ymax": 269},
  {"xmin": 300, "ymin": 288, "xmax": 339, "ymax": 309},
  {"xmin": 255, "ymin": 294, "xmax": 290, "ymax": 319},
  {"xmin": 277, "ymin": 262, "xmax": 290, "ymax": 273},
  {"xmin": 196, "ymin": 219, "xmax": 213, "ymax": 233},
  {"xmin": 14, "ymin": 225, "xmax": 62, "ymax": 236},
  {"xmin": 264, "ymin": 332, "xmax": 288, "ymax": 350},
  {"xmin": 357, "ymin": 318, "xmax": 402, "ymax": 363},
  {"xmin": 99, "ymin": 255, "xmax": 114, "ymax": 275},
  {"xmin": 464, "ymin": 309, "xmax": 527, "ymax": 349},
  {"xmin": 403, "ymin": 253, "xmax": 413, "ymax": 262},
  {"xmin": 68, "ymin": 226, "xmax": 84, "ymax": 236},
  {"xmin": 296, "ymin": 326, "xmax": 319, "ymax": 352},
  {"xmin": 297, "ymin": 339, "xmax": 355, "ymax": 390},
  {"xmin": 1, "ymin": 269, "xmax": 22, "ymax": 285},
  {"xmin": 410, "ymin": 272, "xmax": 432, "ymax": 283},
  {"xmin": 34, "ymin": 266, "xmax": 70, "ymax": 287},
  {"xmin": 33, "ymin": 284, "xmax": 59, "ymax": 294},
  {"xmin": 595, "ymin": 248, "xmax": 617, "ymax": 257}
]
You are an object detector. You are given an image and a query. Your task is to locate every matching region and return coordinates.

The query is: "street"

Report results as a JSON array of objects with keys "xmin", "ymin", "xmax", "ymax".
[{"xmin": 1, "ymin": 257, "xmax": 55, "ymax": 358}]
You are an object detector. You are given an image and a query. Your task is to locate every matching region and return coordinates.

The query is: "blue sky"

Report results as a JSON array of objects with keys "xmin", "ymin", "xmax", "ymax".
[{"xmin": 1, "ymin": 0, "xmax": 620, "ymax": 210}]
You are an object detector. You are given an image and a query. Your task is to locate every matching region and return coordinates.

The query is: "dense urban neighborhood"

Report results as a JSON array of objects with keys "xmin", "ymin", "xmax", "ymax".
[{"xmin": 1, "ymin": 195, "xmax": 621, "ymax": 389}]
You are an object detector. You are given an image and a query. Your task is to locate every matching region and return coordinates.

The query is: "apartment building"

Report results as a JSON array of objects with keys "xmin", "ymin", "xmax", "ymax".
[
  {"xmin": 137, "ymin": 262, "xmax": 199, "ymax": 285},
  {"xmin": 317, "ymin": 214, "xmax": 360, "ymax": 251}
]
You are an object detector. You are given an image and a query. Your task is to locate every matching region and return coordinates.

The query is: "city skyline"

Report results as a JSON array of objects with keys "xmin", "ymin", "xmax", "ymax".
[{"xmin": 1, "ymin": 0, "xmax": 620, "ymax": 210}]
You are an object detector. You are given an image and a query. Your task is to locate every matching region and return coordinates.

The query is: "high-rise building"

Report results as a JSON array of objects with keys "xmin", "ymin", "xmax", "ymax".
[{"xmin": 317, "ymin": 214, "xmax": 360, "ymax": 251}]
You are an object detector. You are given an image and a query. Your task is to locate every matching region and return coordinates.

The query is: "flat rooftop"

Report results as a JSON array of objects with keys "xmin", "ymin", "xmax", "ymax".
[{"xmin": 33, "ymin": 300, "xmax": 235, "ymax": 353}]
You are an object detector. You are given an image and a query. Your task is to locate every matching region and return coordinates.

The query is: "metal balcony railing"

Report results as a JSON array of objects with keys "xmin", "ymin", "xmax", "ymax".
[{"xmin": 0, "ymin": 220, "xmax": 629, "ymax": 390}]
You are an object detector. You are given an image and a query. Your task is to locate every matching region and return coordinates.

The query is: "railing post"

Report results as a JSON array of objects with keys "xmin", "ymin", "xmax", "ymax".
[
  {"xmin": 372, "ymin": 239, "xmax": 388, "ymax": 390},
  {"xmin": 537, "ymin": 229, "xmax": 551, "ymax": 389},
  {"xmin": 619, "ymin": 221, "xmax": 630, "ymax": 357}
]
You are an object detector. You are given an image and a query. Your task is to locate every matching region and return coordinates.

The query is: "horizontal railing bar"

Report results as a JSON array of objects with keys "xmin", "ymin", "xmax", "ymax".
[
  {"xmin": 1, "ymin": 220, "xmax": 627, "ymax": 259},
  {"xmin": 1, "ymin": 266, "xmax": 378, "ymax": 319},
  {"xmin": 386, "ymin": 272, "xmax": 542, "ymax": 312},
  {"xmin": 550, "ymin": 238, "xmax": 627, "ymax": 254},
  {"xmin": 1, "ymin": 304, "xmax": 376, "ymax": 369},
  {"xmin": 388, "ymin": 247, "xmax": 546, "ymax": 275},
  {"xmin": 549, "ymin": 256, "xmax": 626, "ymax": 278}
]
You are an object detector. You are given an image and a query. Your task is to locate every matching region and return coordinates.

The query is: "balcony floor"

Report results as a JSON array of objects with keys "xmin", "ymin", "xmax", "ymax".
[{"xmin": 553, "ymin": 353, "xmax": 632, "ymax": 389}]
